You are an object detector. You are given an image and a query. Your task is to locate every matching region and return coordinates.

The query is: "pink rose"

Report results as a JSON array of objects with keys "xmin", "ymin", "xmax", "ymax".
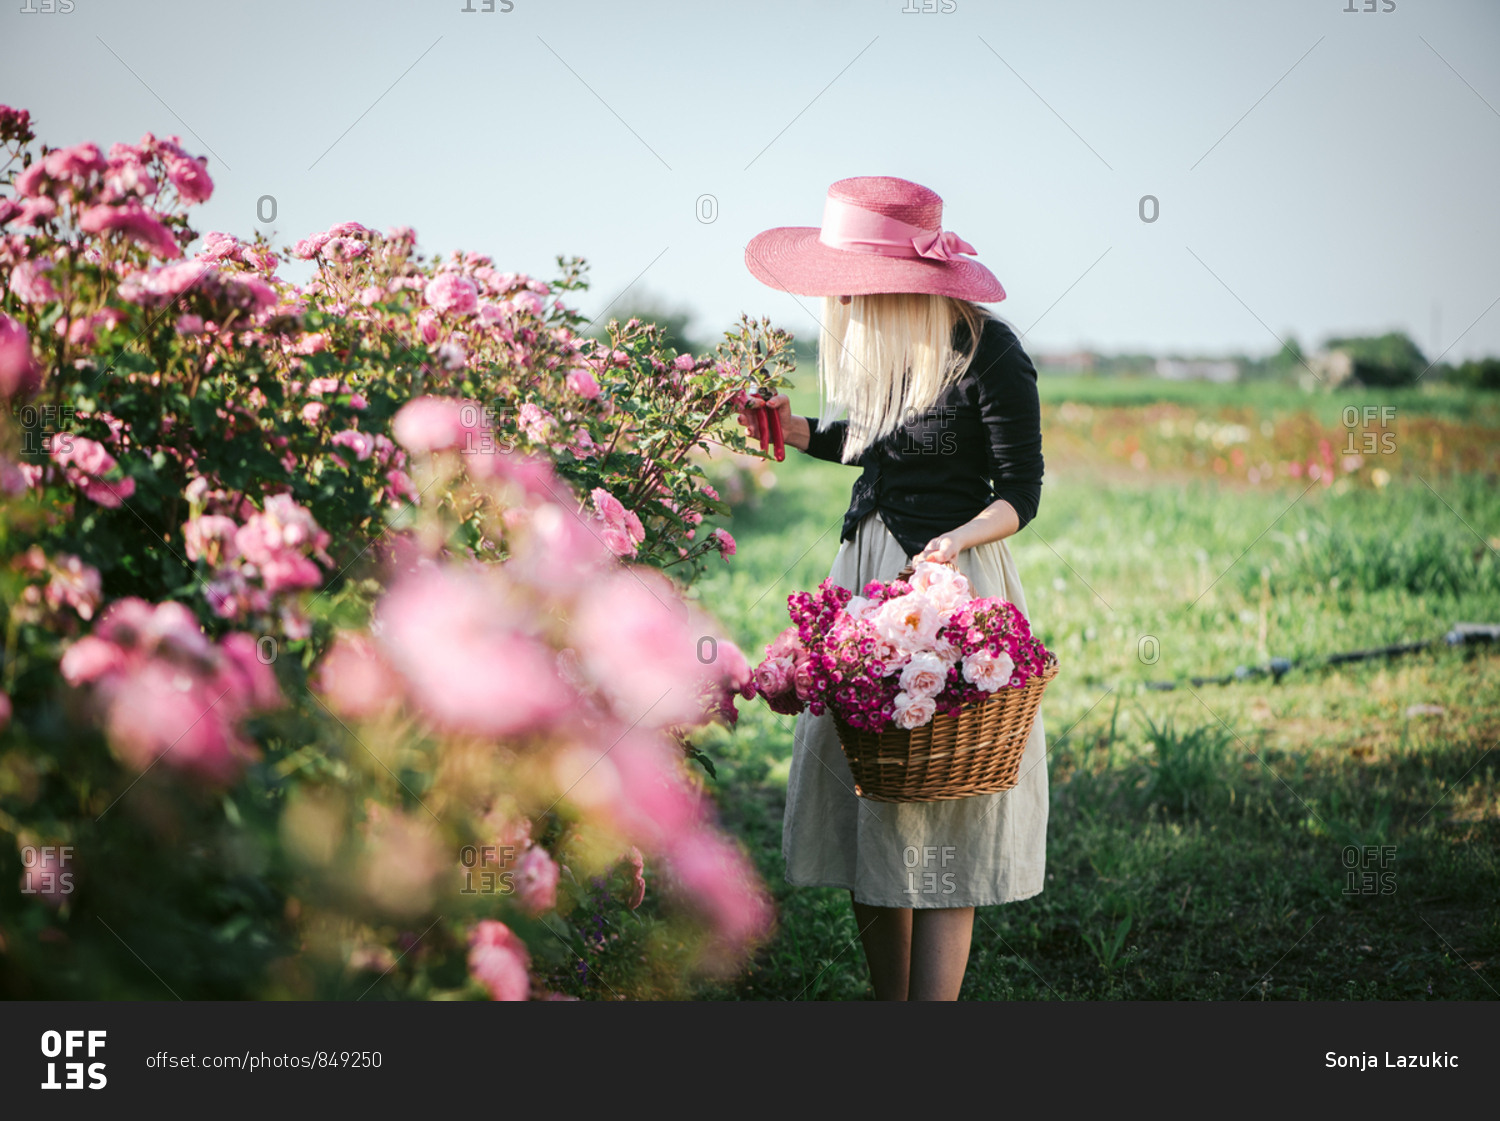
[
  {"xmin": 330, "ymin": 428, "xmax": 375, "ymax": 461},
  {"xmin": 291, "ymin": 232, "xmax": 330, "ymax": 259},
  {"xmin": 424, "ymin": 272, "xmax": 479, "ymax": 316},
  {"xmin": 565, "ymin": 367, "xmax": 600, "ymax": 399}
]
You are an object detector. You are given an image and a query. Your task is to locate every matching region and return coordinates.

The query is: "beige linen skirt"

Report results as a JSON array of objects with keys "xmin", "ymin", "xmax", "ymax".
[{"xmin": 782, "ymin": 510, "xmax": 1049, "ymax": 908}]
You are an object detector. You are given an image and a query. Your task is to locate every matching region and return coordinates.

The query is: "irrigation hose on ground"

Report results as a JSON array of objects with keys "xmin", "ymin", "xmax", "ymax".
[{"xmin": 1142, "ymin": 622, "xmax": 1500, "ymax": 690}]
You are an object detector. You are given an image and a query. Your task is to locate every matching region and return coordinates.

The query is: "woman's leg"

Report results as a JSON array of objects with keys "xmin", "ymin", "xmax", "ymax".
[
  {"xmin": 908, "ymin": 906, "xmax": 975, "ymax": 1001},
  {"xmin": 851, "ymin": 897, "xmax": 912, "ymax": 1000}
]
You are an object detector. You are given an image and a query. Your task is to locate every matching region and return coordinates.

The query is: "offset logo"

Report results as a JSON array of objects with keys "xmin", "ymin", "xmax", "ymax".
[{"xmin": 40, "ymin": 1030, "xmax": 107, "ymax": 1090}]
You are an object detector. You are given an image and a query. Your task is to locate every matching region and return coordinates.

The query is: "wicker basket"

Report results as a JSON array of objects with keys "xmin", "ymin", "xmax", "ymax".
[{"xmin": 830, "ymin": 562, "xmax": 1059, "ymax": 803}]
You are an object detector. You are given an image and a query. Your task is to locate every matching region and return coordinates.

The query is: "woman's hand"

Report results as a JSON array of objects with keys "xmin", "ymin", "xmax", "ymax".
[
  {"xmin": 736, "ymin": 393, "xmax": 799, "ymax": 459},
  {"xmin": 915, "ymin": 500, "xmax": 1022, "ymax": 564},
  {"xmin": 915, "ymin": 527, "xmax": 974, "ymax": 565}
]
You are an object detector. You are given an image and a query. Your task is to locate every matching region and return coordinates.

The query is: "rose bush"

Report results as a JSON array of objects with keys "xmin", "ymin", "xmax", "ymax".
[{"xmin": 0, "ymin": 106, "xmax": 791, "ymax": 999}]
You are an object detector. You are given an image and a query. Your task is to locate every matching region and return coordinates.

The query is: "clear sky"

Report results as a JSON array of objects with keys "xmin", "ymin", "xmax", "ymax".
[{"xmin": 5, "ymin": 0, "xmax": 1498, "ymax": 361}]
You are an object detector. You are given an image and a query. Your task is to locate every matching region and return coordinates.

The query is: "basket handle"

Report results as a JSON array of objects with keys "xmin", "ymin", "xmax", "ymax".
[{"xmin": 895, "ymin": 556, "xmax": 960, "ymax": 582}]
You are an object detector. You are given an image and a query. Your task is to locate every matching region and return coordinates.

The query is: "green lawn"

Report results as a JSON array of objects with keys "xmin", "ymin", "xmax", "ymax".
[{"xmin": 685, "ymin": 375, "xmax": 1500, "ymax": 1000}]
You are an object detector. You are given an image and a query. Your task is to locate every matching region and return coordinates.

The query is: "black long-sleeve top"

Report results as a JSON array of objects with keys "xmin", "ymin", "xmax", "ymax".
[{"xmin": 800, "ymin": 314, "xmax": 1044, "ymax": 560}]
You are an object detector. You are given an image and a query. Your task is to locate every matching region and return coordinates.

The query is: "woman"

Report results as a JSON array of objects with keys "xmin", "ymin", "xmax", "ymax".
[{"xmin": 740, "ymin": 176, "xmax": 1048, "ymax": 1001}]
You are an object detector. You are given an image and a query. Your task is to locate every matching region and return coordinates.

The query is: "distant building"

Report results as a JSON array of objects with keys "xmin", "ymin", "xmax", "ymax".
[
  {"xmin": 1154, "ymin": 358, "xmax": 1239, "ymax": 383},
  {"xmin": 1306, "ymin": 349, "xmax": 1356, "ymax": 387},
  {"xmin": 1036, "ymin": 350, "xmax": 1096, "ymax": 372}
]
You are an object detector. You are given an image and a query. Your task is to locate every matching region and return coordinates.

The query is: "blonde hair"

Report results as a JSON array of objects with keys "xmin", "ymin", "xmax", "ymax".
[{"xmin": 816, "ymin": 293, "xmax": 991, "ymax": 462}]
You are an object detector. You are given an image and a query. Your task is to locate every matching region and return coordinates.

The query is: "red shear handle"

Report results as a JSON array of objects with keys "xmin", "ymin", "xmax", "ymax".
[{"xmin": 753, "ymin": 387, "xmax": 785, "ymax": 461}]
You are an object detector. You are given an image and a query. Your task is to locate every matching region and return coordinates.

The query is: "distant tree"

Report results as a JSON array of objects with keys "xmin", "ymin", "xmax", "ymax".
[
  {"xmin": 589, "ymin": 289, "xmax": 701, "ymax": 356},
  {"xmin": 1448, "ymin": 356, "xmax": 1500, "ymax": 391},
  {"xmin": 1322, "ymin": 331, "xmax": 1427, "ymax": 387}
]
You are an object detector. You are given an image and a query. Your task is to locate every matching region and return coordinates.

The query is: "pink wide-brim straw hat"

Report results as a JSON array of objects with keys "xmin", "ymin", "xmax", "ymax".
[{"xmin": 745, "ymin": 176, "xmax": 1005, "ymax": 302}]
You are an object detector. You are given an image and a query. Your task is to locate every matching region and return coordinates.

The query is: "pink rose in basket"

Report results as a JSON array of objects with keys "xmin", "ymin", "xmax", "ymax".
[
  {"xmin": 892, "ymin": 690, "xmax": 937, "ymax": 730},
  {"xmin": 870, "ymin": 590, "xmax": 942, "ymax": 652},
  {"xmin": 907, "ymin": 562, "xmax": 973, "ymax": 613},
  {"xmin": 753, "ymin": 655, "xmax": 793, "ymax": 699},
  {"xmin": 961, "ymin": 649, "xmax": 1016, "ymax": 693},
  {"xmin": 897, "ymin": 651, "xmax": 949, "ymax": 699}
]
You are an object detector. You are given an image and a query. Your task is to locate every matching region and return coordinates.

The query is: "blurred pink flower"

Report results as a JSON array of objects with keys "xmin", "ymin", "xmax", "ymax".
[
  {"xmin": 166, "ymin": 154, "xmax": 213, "ymax": 203},
  {"xmin": 468, "ymin": 919, "xmax": 530, "ymax": 1001},
  {"xmin": 43, "ymin": 140, "xmax": 107, "ymax": 181},
  {"xmin": 392, "ymin": 396, "xmax": 482, "ymax": 454},
  {"xmin": 52, "ymin": 436, "xmax": 135, "ymax": 508},
  {"xmin": 78, "ymin": 201, "xmax": 181, "ymax": 259},
  {"xmin": 512, "ymin": 845, "xmax": 559, "ymax": 915},
  {"xmin": 508, "ymin": 501, "xmax": 611, "ymax": 597},
  {"xmin": 507, "ymin": 290, "xmax": 544, "ymax": 317},
  {"xmin": 359, "ymin": 805, "xmax": 444, "ymax": 916},
  {"xmin": 9, "ymin": 258, "xmax": 56, "ymax": 305},
  {"xmin": 59, "ymin": 635, "xmax": 126, "ymax": 685},
  {"xmin": 618, "ymin": 846, "xmax": 646, "ymax": 910},
  {"xmin": 0, "ymin": 313, "xmax": 41, "ymax": 398},
  {"xmin": 18, "ymin": 842, "xmax": 73, "ymax": 908},
  {"xmin": 43, "ymin": 553, "xmax": 103, "ymax": 620},
  {"xmin": 661, "ymin": 830, "xmax": 773, "ymax": 964},
  {"xmin": 312, "ymin": 632, "xmax": 402, "ymax": 720},
  {"xmin": 62, "ymin": 599, "xmax": 281, "ymax": 785},
  {"xmin": 183, "ymin": 514, "xmax": 240, "ymax": 565},
  {"xmin": 376, "ymin": 566, "xmax": 573, "ymax": 738},
  {"xmin": 291, "ymin": 232, "xmax": 329, "ymax": 259},
  {"xmin": 712, "ymin": 527, "xmax": 736, "ymax": 558},
  {"xmin": 571, "ymin": 568, "xmax": 721, "ymax": 729}
]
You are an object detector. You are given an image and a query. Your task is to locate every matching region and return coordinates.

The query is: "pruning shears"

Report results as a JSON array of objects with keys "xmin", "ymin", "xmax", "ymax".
[{"xmin": 750, "ymin": 385, "xmax": 785, "ymax": 462}]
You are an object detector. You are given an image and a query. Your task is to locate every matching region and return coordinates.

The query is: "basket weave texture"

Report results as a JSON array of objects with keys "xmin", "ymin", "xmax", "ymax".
[{"xmin": 830, "ymin": 561, "xmax": 1059, "ymax": 803}]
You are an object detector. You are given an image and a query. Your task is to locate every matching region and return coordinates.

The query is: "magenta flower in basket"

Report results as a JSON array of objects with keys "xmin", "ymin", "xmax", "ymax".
[{"xmin": 751, "ymin": 561, "xmax": 1051, "ymax": 734}]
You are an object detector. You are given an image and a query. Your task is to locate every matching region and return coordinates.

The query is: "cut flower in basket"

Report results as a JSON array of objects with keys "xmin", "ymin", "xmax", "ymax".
[{"xmin": 750, "ymin": 560, "xmax": 1051, "ymax": 735}]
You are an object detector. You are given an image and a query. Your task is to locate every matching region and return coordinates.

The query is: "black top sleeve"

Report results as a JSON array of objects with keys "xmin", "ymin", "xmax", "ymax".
[
  {"xmin": 972, "ymin": 323, "xmax": 1044, "ymax": 529},
  {"xmin": 799, "ymin": 416, "xmax": 851, "ymax": 464}
]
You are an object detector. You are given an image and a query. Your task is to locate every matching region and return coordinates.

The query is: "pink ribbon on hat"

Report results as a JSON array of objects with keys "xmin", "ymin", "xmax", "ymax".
[{"xmin": 817, "ymin": 194, "xmax": 978, "ymax": 262}]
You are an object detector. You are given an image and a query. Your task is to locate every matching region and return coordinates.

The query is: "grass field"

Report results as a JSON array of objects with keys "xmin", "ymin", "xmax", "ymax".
[{"xmin": 685, "ymin": 371, "xmax": 1500, "ymax": 1000}]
